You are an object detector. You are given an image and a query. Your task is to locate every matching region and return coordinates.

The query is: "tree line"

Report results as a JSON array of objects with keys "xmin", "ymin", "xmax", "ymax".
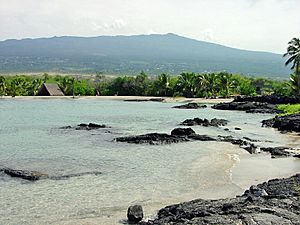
[{"xmin": 0, "ymin": 72, "xmax": 293, "ymax": 97}]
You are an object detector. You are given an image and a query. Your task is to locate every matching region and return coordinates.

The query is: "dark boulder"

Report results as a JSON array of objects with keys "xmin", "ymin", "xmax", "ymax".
[
  {"xmin": 171, "ymin": 128, "xmax": 195, "ymax": 136},
  {"xmin": 180, "ymin": 118, "xmax": 228, "ymax": 127},
  {"xmin": 262, "ymin": 113, "xmax": 300, "ymax": 133},
  {"xmin": 173, "ymin": 103, "xmax": 207, "ymax": 109},
  {"xmin": 127, "ymin": 205, "xmax": 143, "ymax": 223}
]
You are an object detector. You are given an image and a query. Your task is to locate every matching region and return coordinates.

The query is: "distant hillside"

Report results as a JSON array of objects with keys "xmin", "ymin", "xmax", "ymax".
[{"xmin": 0, "ymin": 33, "xmax": 291, "ymax": 78}]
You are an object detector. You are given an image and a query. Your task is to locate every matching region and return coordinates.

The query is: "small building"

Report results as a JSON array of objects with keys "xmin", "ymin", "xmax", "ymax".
[{"xmin": 37, "ymin": 83, "xmax": 64, "ymax": 96}]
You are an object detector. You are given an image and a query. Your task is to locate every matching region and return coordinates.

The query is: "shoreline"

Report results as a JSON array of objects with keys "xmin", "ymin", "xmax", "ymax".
[{"xmin": 0, "ymin": 95, "xmax": 234, "ymax": 103}]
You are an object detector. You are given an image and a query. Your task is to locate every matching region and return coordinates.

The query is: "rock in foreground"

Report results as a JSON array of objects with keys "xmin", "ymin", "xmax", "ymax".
[
  {"xmin": 173, "ymin": 103, "xmax": 207, "ymax": 109},
  {"xmin": 140, "ymin": 174, "xmax": 300, "ymax": 225},
  {"xmin": 262, "ymin": 113, "xmax": 300, "ymax": 133},
  {"xmin": 127, "ymin": 205, "xmax": 144, "ymax": 223}
]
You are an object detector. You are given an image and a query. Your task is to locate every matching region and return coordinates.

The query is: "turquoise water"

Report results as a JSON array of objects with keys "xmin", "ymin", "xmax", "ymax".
[{"xmin": 0, "ymin": 99, "xmax": 299, "ymax": 225}]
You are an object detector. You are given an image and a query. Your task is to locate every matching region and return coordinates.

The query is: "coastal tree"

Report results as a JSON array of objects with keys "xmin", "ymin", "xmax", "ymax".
[
  {"xmin": 284, "ymin": 37, "xmax": 300, "ymax": 95},
  {"xmin": 0, "ymin": 76, "xmax": 6, "ymax": 96}
]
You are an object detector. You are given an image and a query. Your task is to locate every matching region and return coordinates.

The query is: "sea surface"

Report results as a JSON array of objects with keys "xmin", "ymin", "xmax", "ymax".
[{"xmin": 0, "ymin": 99, "xmax": 299, "ymax": 225}]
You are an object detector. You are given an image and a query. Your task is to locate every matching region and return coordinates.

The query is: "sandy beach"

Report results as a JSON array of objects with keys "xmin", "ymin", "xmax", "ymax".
[{"xmin": 0, "ymin": 95, "xmax": 234, "ymax": 104}]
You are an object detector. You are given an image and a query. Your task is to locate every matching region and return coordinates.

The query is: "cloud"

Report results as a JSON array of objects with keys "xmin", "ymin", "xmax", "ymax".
[{"xmin": 0, "ymin": 0, "xmax": 299, "ymax": 53}]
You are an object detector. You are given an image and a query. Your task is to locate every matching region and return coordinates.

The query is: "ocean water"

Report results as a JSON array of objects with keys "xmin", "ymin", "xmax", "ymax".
[{"xmin": 0, "ymin": 99, "xmax": 299, "ymax": 225}]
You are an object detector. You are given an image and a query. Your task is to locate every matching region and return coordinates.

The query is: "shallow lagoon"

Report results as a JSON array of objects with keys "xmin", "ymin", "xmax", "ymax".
[{"xmin": 0, "ymin": 99, "xmax": 299, "ymax": 224}]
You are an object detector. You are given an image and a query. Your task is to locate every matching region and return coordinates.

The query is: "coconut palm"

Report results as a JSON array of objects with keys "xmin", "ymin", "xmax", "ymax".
[
  {"xmin": 284, "ymin": 38, "xmax": 300, "ymax": 74},
  {"xmin": 0, "ymin": 76, "xmax": 6, "ymax": 96},
  {"xmin": 284, "ymin": 38, "xmax": 300, "ymax": 95},
  {"xmin": 176, "ymin": 73, "xmax": 197, "ymax": 97}
]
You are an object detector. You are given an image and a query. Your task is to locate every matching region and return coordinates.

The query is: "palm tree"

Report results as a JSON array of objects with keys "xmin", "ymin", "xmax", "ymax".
[
  {"xmin": 176, "ymin": 73, "xmax": 197, "ymax": 97},
  {"xmin": 0, "ymin": 76, "xmax": 6, "ymax": 96},
  {"xmin": 284, "ymin": 38, "xmax": 300, "ymax": 94}
]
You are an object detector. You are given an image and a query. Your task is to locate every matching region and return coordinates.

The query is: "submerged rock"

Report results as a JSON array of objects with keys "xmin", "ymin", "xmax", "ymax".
[
  {"xmin": 60, "ymin": 123, "xmax": 108, "ymax": 130},
  {"xmin": 180, "ymin": 118, "xmax": 228, "ymax": 127},
  {"xmin": 173, "ymin": 103, "xmax": 207, "ymax": 109},
  {"xmin": 141, "ymin": 174, "xmax": 300, "ymax": 225},
  {"xmin": 262, "ymin": 113, "xmax": 300, "ymax": 133},
  {"xmin": 127, "ymin": 205, "xmax": 144, "ymax": 223},
  {"xmin": 1, "ymin": 168, "xmax": 101, "ymax": 181},
  {"xmin": 2, "ymin": 168, "xmax": 48, "ymax": 181}
]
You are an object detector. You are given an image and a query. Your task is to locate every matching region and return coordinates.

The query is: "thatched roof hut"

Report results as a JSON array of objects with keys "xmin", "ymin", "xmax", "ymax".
[{"xmin": 37, "ymin": 83, "xmax": 64, "ymax": 96}]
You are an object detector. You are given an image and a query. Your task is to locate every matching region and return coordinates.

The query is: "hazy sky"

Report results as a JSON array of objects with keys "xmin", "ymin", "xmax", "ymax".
[{"xmin": 0, "ymin": 0, "xmax": 299, "ymax": 53}]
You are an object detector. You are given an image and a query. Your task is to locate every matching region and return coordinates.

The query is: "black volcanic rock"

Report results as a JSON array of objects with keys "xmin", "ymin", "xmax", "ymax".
[
  {"xmin": 127, "ymin": 205, "xmax": 144, "ymax": 223},
  {"xmin": 212, "ymin": 101, "xmax": 281, "ymax": 114},
  {"xmin": 171, "ymin": 128, "xmax": 195, "ymax": 136},
  {"xmin": 60, "ymin": 123, "xmax": 108, "ymax": 130},
  {"xmin": 234, "ymin": 95, "xmax": 300, "ymax": 104},
  {"xmin": 1, "ymin": 168, "xmax": 102, "ymax": 181},
  {"xmin": 181, "ymin": 118, "xmax": 228, "ymax": 127},
  {"xmin": 173, "ymin": 103, "xmax": 207, "ymax": 109},
  {"xmin": 140, "ymin": 174, "xmax": 300, "ymax": 225},
  {"xmin": 262, "ymin": 113, "xmax": 300, "ymax": 132},
  {"xmin": 2, "ymin": 168, "xmax": 48, "ymax": 181}
]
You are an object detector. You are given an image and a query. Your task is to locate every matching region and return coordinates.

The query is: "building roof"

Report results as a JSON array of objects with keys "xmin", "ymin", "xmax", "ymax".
[{"xmin": 37, "ymin": 83, "xmax": 64, "ymax": 96}]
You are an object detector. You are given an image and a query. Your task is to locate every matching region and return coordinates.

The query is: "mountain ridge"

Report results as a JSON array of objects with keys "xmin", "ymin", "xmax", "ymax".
[{"xmin": 0, "ymin": 33, "xmax": 290, "ymax": 78}]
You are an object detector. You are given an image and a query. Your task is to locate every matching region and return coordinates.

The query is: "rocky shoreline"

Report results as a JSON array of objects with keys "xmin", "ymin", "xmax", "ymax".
[
  {"xmin": 139, "ymin": 174, "xmax": 300, "ymax": 225},
  {"xmin": 116, "ymin": 127, "xmax": 299, "ymax": 158}
]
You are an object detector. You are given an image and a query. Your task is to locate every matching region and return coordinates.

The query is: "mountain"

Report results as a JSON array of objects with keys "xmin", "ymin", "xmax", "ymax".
[{"xmin": 0, "ymin": 33, "xmax": 291, "ymax": 78}]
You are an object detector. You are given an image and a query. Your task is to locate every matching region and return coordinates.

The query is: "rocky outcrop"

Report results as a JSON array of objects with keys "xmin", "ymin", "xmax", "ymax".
[
  {"xmin": 173, "ymin": 103, "xmax": 207, "ymax": 109},
  {"xmin": 60, "ymin": 123, "xmax": 109, "ymax": 130},
  {"xmin": 140, "ymin": 174, "xmax": 300, "ymax": 225},
  {"xmin": 127, "ymin": 205, "xmax": 144, "ymax": 223},
  {"xmin": 234, "ymin": 95, "xmax": 300, "ymax": 104},
  {"xmin": 212, "ymin": 101, "xmax": 281, "ymax": 114},
  {"xmin": 181, "ymin": 118, "xmax": 228, "ymax": 127},
  {"xmin": 1, "ymin": 168, "xmax": 101, "ymax": 181},
  {"xmin": 262, "ymin": 113, "xmax": 300, "ymax": 133},
  {"xmin": 116, "ymin": 129, "xmax": 298, "ymax": 157}
]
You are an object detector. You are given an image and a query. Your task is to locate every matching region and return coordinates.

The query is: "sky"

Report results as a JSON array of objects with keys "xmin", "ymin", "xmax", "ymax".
[{"xmin": 0, "ymin": 0, "xmax": 299, "ymax": 53}]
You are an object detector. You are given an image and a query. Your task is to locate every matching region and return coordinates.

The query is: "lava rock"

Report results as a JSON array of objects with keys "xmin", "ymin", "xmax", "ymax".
[
  {"xmin": 141, "ymin": 174, "xmax": 300, "ymax": 225},
  {"xmin": 2, "ymin": 168, "xmax": 48, "ymax": 181},
  {"xmin": 262, "ymin": 113, "xmax": 300, "ymax": 133},
  {"xmin": 116, "ymin": 133, "xmax": 189, "ymax": 145},
  {"xmin": 234, "ymin": 95, "xmax": 300, "ymax": 104},
  {"xmin": 173, "ymin": 103, "xmax": 207, "ymax": 109},
  {"xmin": 127, "ymin": 205, "xmax": 143, "ymax": 223},
  {"xmin": 181, "ymin": 118, "xmax": 228, "ymax": 127},
  {"xmin": 171, "ymin": 127, "xmax": 195, "ymax": 136},
  {"xmin": 212, "ymin": 101, "xmax": 282, "ymax": 114}
]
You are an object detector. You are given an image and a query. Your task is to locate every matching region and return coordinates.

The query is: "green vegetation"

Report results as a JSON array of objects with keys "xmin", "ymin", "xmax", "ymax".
[
  {"xmin": 0, "ymin": 72, "xmax": 294, "ymax": 97},
  {"xmin": 277, "ymin": 104, "xmax": 300, "ymax": 115}
]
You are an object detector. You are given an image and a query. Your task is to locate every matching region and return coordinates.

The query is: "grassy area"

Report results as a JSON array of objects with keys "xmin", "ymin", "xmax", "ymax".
[{"xmin": 277, "ymin": 104, "xmax": 300, "ymax": 115}]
